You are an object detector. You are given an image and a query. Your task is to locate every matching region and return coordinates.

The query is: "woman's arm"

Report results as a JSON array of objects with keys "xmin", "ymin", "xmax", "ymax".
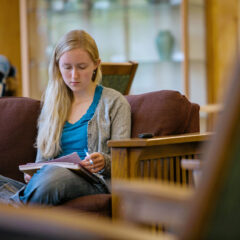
[
  {"xmin": 83, "ymin": 99, "xmax": 131, "ymax": 176},
  {"xmin": 100, "ymin": 98, "xmax": 131, "ymax": 177}
]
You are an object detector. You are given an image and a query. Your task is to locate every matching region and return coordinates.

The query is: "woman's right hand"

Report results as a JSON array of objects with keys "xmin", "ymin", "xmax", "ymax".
[{"xmin": 24, "ymin": 173, "xmax": 32, "ymax": 183}]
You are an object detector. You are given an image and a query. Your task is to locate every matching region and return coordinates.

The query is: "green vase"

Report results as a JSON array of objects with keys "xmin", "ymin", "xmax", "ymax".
[{"xmin": 155, "ymin": 30, "xmax": 174, "ymax": 61}]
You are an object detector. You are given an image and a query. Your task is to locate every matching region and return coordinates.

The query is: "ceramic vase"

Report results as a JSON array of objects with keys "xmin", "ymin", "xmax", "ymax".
[{"xmin": 155, "ymin": 30, "xmax": 174, "ymax": 61}]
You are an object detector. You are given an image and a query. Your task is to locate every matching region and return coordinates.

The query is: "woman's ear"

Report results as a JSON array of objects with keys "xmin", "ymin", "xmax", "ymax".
[
  {"xmin": 95, "ymin": 59, "xmax": 101, "ymax": 68},
  {"xmin": 92, "ymin": 59, "xmax": 101, "ymax": 81}
]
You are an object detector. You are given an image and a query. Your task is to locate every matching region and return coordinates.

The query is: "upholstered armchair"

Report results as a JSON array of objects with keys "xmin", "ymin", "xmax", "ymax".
[{"xmin": 0, "ymin": 90, "xmax": 202, "ymax": 217}]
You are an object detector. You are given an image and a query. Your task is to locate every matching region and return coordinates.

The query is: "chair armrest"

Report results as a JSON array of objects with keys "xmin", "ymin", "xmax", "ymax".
[
  {"xmin": 0, "ymin": 203, "xmax": 176, "ymax": 240},
  {"xmin": 108, "ymin": 132, "xmax": 211, "ymax": 181},
  {"xmin": 113, "ymin": 179, "xmax": 194, "ymax": 230},
  {"xmin": 108, "ymin": 132, "xmax": 212, "ymax": 148}
]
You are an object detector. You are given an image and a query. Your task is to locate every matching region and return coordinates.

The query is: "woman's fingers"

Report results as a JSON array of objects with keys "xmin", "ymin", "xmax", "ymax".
[
  {"xmin": 81, "ymin": 152, "xmax": 105, "ymax": 172},
  {"xmin": 24, "ymin": 173, "xmax": 32, "ymax": 183}
]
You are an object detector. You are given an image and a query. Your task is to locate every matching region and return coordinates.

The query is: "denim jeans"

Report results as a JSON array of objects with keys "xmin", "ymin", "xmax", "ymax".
[{"xmin": 1, "ymin": 165, "xmax": 109, "ymax": 206}]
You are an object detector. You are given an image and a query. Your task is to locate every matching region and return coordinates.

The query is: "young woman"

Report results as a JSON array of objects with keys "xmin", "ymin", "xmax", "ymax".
[{"xmin": 0, "ymin": 29, "xmax": 131, "ymax": 206}]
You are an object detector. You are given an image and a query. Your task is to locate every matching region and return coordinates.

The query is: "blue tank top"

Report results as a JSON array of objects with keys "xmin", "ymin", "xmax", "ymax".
[{"xmin": 57, "ymin": 85, "xmax": 103, "ymax": 160}]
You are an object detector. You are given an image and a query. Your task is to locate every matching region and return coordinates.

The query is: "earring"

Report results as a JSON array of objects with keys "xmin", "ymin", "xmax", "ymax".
[{"xmin": 92, "ymin": 69, "xmax": 97, "ymax": 81}]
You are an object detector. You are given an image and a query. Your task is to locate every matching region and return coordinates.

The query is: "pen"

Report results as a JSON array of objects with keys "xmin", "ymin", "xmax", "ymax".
[
  {"xmin": 84, "ymin": 149, "xmax": 89, "ymax": 156},
  {"xmin": 84, "ymin": 149, "xmax": 93, "ymax": 165}
]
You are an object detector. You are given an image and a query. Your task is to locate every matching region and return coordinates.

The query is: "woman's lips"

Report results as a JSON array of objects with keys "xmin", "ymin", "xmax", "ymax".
[{"xmin": 70, "ymin": 81, "xmax": 80, "ymax": 85}]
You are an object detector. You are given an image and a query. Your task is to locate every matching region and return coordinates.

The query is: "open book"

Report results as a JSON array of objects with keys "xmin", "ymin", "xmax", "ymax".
[{"xmin": 19, "ymin": 152, "xmax": 100, "ymax": 184}]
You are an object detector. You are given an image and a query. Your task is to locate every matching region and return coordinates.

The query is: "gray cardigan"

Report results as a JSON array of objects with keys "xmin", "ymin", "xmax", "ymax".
[{"xmin": 35, "ymin": 86, "xmax": 131, "ymax": 181}]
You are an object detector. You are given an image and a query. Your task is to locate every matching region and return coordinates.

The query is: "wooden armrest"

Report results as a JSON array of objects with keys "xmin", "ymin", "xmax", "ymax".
[
  {"xmin": 200, "ymin": 103, "xmax": 223, "ymax": 113},
  {"xmin": 108, "ymin": 132, "xmax": 212, "ymax": 148},
  {"xmin": 113, "ymin": 180, "xmax": 194, "ymax": 202},
  {"xmin": 113, "ymin": 180, "xmax": 194, "ymax": 229},
  {"xmin": 0, "ymin": 204, "xmax": 176, "ymax": 240}
]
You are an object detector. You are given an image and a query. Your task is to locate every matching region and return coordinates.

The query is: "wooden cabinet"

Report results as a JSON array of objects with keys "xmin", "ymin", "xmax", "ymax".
[{"xmin": 20, "ymin": 0, "xmax": 206, "ymax": 106}]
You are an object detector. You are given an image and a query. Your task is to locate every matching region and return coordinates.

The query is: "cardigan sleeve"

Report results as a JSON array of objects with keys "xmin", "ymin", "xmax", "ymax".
[{"xmin": 100, "ymin": 95, "xmax": 131, "ymax": 178}]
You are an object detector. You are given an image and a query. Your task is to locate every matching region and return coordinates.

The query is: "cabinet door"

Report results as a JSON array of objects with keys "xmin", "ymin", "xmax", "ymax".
[{"xmin": 128, "ymin": 0, "xmax": 184, "ymax": 95}]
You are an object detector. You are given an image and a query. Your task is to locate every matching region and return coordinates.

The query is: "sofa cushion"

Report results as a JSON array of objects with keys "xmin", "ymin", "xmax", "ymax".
[
  {"xmin": 61, "ymin": 194, "xmax": 112, "ymax": 217},
  {"xmin": 126, "ymin": 90, "xmax": 200, "ymax": 138},
  {"xmin": 0, "ymin": 97, "xmax": 40, "ymax": 182}
]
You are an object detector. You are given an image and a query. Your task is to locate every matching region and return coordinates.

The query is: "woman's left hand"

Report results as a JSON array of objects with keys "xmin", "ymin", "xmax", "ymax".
[{"xmin": 81, "ymin": 152, "xmax": 105, "ymax": 173}]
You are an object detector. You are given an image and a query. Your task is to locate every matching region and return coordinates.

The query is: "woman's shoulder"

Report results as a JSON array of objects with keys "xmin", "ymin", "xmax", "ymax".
[
  {"xmin": 101, "ymin": 86, "xmax": 127, "ymax": 101},
  {"xmin": 99, "ymin": 86, "xmax": 130, "ymax": 109}
]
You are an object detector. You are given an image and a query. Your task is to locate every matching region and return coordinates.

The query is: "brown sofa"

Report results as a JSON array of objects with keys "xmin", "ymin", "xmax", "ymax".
[{"xmin": 0, "ymin": 90, "xmax": 199, "ymax": 217}]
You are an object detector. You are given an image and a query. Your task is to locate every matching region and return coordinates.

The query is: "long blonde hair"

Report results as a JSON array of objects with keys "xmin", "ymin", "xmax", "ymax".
[{"xmin": 37, "ymin": 30, "xmax": 102, "ymax": 159}]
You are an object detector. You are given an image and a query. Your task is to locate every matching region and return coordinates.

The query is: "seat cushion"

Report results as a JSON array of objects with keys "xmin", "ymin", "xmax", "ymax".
[
  {"xmin": 126, "ymin": 90, "xmax": 200, "ymax": 138},
  {"xmin": 0, "ymin": 97, "xmax": 40, "ymax": 182},
  {"xmin": 61, "ymin": 194, "xmax": 112, "ymax": 217}
]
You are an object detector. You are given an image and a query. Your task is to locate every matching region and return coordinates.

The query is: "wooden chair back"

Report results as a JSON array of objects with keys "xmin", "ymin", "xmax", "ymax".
[{"xmin": 100, "ymin": 61, "xmax": 138, "ymax": 95}]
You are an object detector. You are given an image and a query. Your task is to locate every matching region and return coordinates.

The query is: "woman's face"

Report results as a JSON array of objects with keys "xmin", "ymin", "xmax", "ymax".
[{"xmin": 59, "ymin": 48, "xmax": 99, "ymax": 94}]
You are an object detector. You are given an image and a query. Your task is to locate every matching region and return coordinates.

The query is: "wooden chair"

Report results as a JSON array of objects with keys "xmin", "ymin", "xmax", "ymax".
[
  {"xmin": 112, "ymin": 57, "xmax": 240, "ymax": 238},
  {"xmin": 100, "ymin": 61, "xmax": 138, "ymax": 95},
  {"xmin": 0, "ymin": 203, "xmax": 173, "ymax": 240}
]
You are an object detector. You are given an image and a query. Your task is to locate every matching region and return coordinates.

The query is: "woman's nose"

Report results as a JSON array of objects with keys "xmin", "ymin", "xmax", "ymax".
[{"xmin": 72, "ymin": 68, "xmax": 79, "ymax": 79}]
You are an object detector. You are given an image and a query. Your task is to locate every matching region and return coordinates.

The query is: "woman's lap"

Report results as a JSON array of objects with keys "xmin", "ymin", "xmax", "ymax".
[{"xmin": 10, "ymin": 165, "xmax": 108, "ymax": 206}]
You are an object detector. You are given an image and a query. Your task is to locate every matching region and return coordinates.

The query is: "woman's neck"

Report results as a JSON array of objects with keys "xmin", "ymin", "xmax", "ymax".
[{"xmin": 73, "ymin": 83, "xmax": 97, "ymax": 104}]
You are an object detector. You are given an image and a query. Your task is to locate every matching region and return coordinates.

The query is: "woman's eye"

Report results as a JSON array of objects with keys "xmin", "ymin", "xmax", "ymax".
[
  {"xmin": 77, "ymin": 64, "xmax": 87, "ymax": 69},
  {"xmin": 63, "ymin": 65, "xmax": 72, "ymax": 70}
]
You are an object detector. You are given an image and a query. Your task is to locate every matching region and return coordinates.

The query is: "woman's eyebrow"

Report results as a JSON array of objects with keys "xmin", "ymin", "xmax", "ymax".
[
  {"xmin": 60, "ymin": 62, "xmax": 88, "ymax": 67},
  {"xmin": 61, "ymin": 63, "xmax": 71, "ymax": 66}
]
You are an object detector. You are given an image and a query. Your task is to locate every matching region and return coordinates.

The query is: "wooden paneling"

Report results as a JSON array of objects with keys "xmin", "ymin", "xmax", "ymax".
[
  {"xmin": 27, "ymin": 0, "xmax": 48, "ymax": 99},
  {"xmin": 206, "ymin": 0, "xmax": 239, "ymax": 104},
  {"xmin": 0, "ymin": 0, "xmax": 21, "ymax": 96},
  {"xmin": 182, "ymin": 0, "xmax": 190, "ymax": 98}
]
